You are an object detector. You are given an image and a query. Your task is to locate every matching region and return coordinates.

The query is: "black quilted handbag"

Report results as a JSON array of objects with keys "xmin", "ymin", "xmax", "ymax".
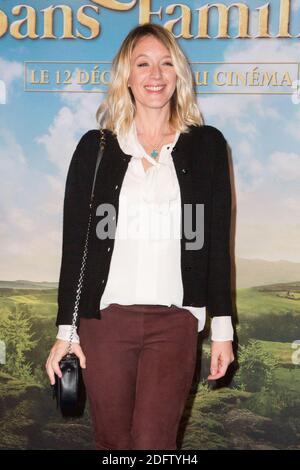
[{"xmin": 52, "ymin": 128, "xmax": 106, "ymax": 417}]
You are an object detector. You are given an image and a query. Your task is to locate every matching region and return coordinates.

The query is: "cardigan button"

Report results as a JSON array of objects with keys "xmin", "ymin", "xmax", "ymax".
[
  {"xmin": 181, "ymin": 168, "xmax": 187, "ymax": 174},
  {"xmin": 101, "ymin": 279, "xmax": 105, "ymax": 284},
  {"xmin": 107, "ymin": 247, "xmax": 111, "ymax": 252},
  {"xmin": 115, "ymin": 184, "xmax": 119, "ymax": 190}
]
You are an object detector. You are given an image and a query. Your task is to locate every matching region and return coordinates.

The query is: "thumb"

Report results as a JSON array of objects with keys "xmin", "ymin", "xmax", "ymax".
[
  {"xmin": 210, "ymin": 355, "xmax": 219, "ymax": 375},
  {"xmin": 76, "ymin": 348, "xmax": 86, "ymax": 369}
]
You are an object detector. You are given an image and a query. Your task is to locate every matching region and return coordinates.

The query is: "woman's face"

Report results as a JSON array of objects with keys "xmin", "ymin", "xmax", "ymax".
[{"xmin": 128, "ymin": 35, "xmax": 177, "ymax": 111}]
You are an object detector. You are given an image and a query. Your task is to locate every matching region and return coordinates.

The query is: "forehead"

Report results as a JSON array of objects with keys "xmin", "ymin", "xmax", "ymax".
[{"xmin": 131, "ymin": 35, "xmax": 171, "ymax": 59}]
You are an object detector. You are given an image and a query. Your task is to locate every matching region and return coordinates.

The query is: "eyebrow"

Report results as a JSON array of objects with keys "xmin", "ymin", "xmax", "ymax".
[{"xmin": 134, "ymin": 54, "xmax": 172, "ymax": 61}]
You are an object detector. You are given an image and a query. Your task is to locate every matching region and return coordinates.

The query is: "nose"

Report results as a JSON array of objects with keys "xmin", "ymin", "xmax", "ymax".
[{"xmin": 150, "ymin": 64, "xmax": 163, "ymax": 78}]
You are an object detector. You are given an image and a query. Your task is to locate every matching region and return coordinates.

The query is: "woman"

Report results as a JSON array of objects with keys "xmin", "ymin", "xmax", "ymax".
[{"xmin": 46, "ymin": 23, "xmax": 235, "ymax": 450}]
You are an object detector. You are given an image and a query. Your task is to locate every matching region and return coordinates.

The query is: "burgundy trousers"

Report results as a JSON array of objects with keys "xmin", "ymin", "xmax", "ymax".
[{"xmin": 79, "ymin": 303, "xmax": 198, "ymax": 450}]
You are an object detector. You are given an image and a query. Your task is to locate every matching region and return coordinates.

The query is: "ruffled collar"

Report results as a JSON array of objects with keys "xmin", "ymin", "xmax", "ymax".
[{"xmin": 116, "ymin": 119, "xmax": 180, "ymax": 210}]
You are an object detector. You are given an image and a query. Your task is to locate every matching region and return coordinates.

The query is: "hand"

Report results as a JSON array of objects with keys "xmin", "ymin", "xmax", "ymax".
[
  {"xmin": 45, "ymin": 339, "xmax": 86, "ymax": 385},
  {"xmin": 207, "ymin": 340, "xmax": 234, "ymax": 380}
]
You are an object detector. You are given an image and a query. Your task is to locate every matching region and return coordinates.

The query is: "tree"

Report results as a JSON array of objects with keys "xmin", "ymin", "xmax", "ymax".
[
  {"xmin": 0, "ymin": 306, "xmax": 37, "ymax": 381},
  {"xmin": 234, "ymin": 339, "xmax": 279, "ymax": 392}
]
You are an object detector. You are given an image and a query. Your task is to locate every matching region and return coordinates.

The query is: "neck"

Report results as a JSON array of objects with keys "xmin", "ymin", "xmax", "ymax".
[{"xmin": 134, "ymin": 109, "xmax": 174, "ymax": 139}]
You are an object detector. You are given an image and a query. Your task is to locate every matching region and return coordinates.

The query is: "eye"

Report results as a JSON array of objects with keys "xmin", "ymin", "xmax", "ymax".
[{"xmin": 137, "ymin": 62, "xmax": 173, "ymax": 67}]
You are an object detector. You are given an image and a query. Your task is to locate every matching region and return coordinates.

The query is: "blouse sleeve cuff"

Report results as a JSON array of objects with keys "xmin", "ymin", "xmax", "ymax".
[
  {"xmin": 56, "ymin": 325, "xmax": 80, "ymax": 344},
  {"xmin": 210, "ymin": 316, "xmax": 234, "ymax": 341}
]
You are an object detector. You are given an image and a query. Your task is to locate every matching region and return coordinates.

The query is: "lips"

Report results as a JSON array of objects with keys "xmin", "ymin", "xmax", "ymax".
[{"xmin": 144, "ymin": 85, "xmax": 165, "ymax": 92}]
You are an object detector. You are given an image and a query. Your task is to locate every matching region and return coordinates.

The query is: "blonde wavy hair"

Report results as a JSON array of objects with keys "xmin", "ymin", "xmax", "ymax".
[{"xmin": 96, "ymin": 23, "xmax": 203, "ymax": 137}]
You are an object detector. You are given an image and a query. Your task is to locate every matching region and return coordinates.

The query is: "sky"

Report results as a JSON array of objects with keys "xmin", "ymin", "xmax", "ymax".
[{"xmin": 0, "ymin": 0, "xmax": 300, "ymax": 281}]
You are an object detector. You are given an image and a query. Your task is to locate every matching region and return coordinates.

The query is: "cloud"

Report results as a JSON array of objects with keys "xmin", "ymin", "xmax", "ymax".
[
  {"xmin": 236, "ymin": 221, "xmax": 300, "ymax": 262},
  {"xmin": 235, "ymin": 175, "xmax": 300, "ymax": 262},
  {"xmin": 0, "ymin": 126, "xmax": 65, "ymax": 280},
  {"xmin": 0, "ymin": 67, "xmax": 107, "ymax": 280},
  {"xmin": 198, "ymin": 35, "xmax": 300, "ymax": 161},
  {"xmin": 281, "ymin": 196, "xmax": 300, "ymax": 212},
  {"xmin": 2, "ymin": 34, "xmax": 300, "ymax": 283},
  {"xmin": 269, "ymin": 151, "xmax": 300, "ymax": 181},
  {"xmin": 286, "ymin": 107, "xmax": 300, "ymax": 141},
  {"xmin": 224, "ymin": 32, "xmax": 300, "ymax": 62},
  {"xmin": 0, "ymin": 57, "xmax": 22, "ymax": 86},
  {"xmin": 198, "ymin": 36, "xmax": 300, "ymax": 262},
  {"xmin": 0, "ymin": 57, "xmax": 22, "ymax": 102},
  {"xmin": 199, "ymin": 94, "xmax": 264, "ymax": 136},
  {"xmin": 35, "ymin": 78, "xmax": 104, "ymax": 175},
  {"xmin": 197, "ymin": 37, "xmax": 286, "ymax": 136},
  {"xmin": 292, "ymin": 0, "xmax": 300, "ymax": 12},
  {"xmin": 234, "ymin": 138, "xmax": 264, "ymax": 195}
]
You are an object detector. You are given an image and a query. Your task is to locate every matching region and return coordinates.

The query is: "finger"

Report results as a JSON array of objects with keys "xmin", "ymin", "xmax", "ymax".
[
  {"xmin": 46, "ymin": 363, "xmax": 56, "ymax": 385},
  {"xmin": 207, "ymin": 370, "xmax": 224, "ymax": 380},
  {"xmin": 208, "ymin": 361, "xmax": 230, "ymax": 380},
  {"xmin": 51, "ymin": 359, "xmax": 62, "ymax": 379},
  {"xmin": 79, "ymin": 353, "xmax": 87, "ymax": 369},
  {"xmin": 45, "ymin": 353, "xmax": 55, "ymax": 383},
  {"xmin": 210, "ymin": 355, "xmax": 219, "ymax": 376},
  {"xmin": 45, "ymin": 351, "xmax": 53, "ymax": 370},
  {"xmin": 218, "ymin": 361, "xmax": 230, "ymax": 376},
  {"xmin": 75, "ymin": 348, "xmax": 86, "ymax": 368}
]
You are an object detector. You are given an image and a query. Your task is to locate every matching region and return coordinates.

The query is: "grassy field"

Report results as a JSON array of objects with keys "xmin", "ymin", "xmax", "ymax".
[
  {"xmin": 236, "ymin": 285, "xmax": 300, "ymax": 317},
  {"xmin": 257, "ymin": 340, "xmax": 295, "ymax": 365},
  {"xmin": 0, "ymin": 289, "xmax": 58, "ymax": 320},
  {"xmin": 0, "ymin": 281, "xmax": 299, "ymax": 449}
]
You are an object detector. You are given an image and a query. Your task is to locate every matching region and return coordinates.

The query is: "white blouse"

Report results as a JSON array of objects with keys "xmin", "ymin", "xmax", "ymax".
[{"xmin": 57, "ymin": 120, "xmax": 234, "ymax": 343}]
